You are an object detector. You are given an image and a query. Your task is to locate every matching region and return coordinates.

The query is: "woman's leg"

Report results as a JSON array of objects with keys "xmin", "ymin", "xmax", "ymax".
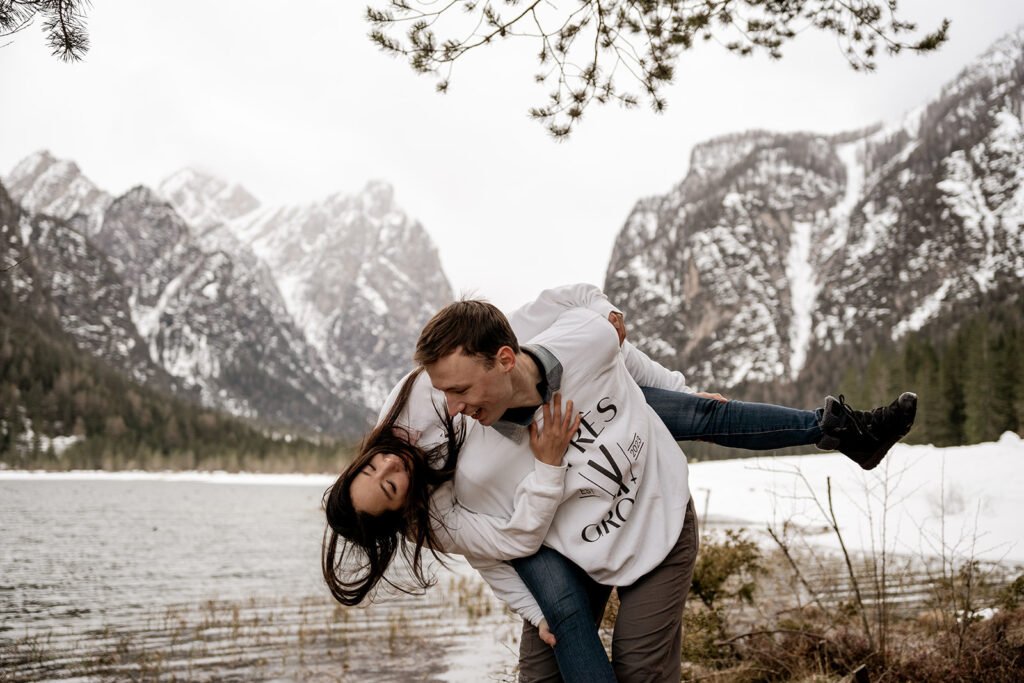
[
  {"xmin": 511, "ymin": 546, "xmax": 615, "ymax": 683},
  {"xmin": 641, "ymin": 386, "xmax": 823, "ymax": 450}
]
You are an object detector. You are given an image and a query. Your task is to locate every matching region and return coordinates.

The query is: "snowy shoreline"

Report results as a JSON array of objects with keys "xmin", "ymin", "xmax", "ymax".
[
  {"xmin": 3, "ymin": 433, "xmax": 1021, "ymax": 562},
  {"xmin": 693, "ymin": 432, "xmax": 1024, "ymax": 564},
  {"xmin": 0, "ymin": 467, "xmax": 337, "ymax": 486}
]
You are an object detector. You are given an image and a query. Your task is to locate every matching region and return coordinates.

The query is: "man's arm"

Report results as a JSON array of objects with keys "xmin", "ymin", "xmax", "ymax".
[{"xmin": 620, "ymin": 341, "xmax": 695, "ymax": 393}]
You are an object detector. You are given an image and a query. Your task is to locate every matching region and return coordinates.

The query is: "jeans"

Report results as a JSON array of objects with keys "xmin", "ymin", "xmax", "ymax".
[
  {"xmin": 513, "ymin": 499, "xmax": 700, "ymax": 682},
  {"xmin": 640, "ymin": 386, "xmax": 823, "ymax": 449},
  {"xmin": 511, "ymin": 548, "xmax": 615, "ymax": 682},
  {"xmin": 511, "ymin": 388, "xmax": 824, "ymax": 680}
]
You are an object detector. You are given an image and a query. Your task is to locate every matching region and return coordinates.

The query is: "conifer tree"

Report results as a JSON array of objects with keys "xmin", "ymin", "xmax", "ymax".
[
  {"xmin": 989, "ymin": 330, "xmax": 1018, "ymax": 436},
  {"xmin": 962, "ymin": 317, "xmax": 997, "ymax": 443},
  {"xmin": 904, "ymin": 335, "xmax": 939, "ymax": 445},
  {"xmin": 1010, "ymin": 326, "xmax": 1024, "ymax": 433},
  {"xmin": 933, "ymin": 333, "xmax": 966, "ymax": 446}
]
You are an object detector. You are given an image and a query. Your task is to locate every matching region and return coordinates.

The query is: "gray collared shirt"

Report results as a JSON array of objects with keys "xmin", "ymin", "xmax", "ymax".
[{"xmin": 491, "ymin": 344, "xmax": 563, "ymax": 443}]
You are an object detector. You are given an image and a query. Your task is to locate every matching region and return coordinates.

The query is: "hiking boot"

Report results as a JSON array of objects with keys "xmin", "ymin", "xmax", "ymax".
[{"xmin": 817, "ymin": 392, "xmax": 918, "ymax": 470}]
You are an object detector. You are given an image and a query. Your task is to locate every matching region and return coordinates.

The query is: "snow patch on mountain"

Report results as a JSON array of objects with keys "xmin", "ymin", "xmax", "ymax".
[
  {"xmin": 786, "ymin": 219, "xmax": 816, "ymax": 379},
  {"xmin": 892, "ymin": 279, "xmax": 954, "ymax": 339},
  {"xmin": 833, "ymin": 142, "xmax": 864, "ymax": 218}
]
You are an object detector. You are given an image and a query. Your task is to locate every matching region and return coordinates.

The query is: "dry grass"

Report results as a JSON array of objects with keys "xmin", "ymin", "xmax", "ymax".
[
  {"xmin": 0, "ymin": 576, "xmax": 519, "ymax": 682},
  {"xmin": 605, "ymin": 530, "xmax": 1024, "ymax": 682}
]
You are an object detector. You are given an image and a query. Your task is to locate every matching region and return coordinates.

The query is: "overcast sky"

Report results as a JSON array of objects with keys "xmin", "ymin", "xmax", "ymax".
[{"xmin": 3, "ymin": 1, "xmax": 1024, "ymax": 312}]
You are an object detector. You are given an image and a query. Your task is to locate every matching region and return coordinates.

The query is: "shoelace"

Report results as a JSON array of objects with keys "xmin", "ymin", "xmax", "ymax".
[{"xmin": 836, "ymin": 394, "xmax": 870, "ymax": 436}]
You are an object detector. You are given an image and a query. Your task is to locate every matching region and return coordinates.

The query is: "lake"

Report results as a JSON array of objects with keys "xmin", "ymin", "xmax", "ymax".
[
  {"xmin": 0, "ymin": 475, "xmax": 519, "ymax": 681},
  {"xmin": 2, "ymin": 435, "xmax": 1021, "ymax": 680}
]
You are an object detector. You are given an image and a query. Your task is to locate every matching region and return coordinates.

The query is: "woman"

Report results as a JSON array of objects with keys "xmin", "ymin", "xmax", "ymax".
[{"xmin": 323, "ymin": 284, "xmax": 916, "ymax": 680}]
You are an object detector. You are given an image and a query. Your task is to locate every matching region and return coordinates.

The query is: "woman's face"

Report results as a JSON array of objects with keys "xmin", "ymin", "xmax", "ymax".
[{"xmin": 349, "ymin": 452, "xmax": 411, "ymax": 515}]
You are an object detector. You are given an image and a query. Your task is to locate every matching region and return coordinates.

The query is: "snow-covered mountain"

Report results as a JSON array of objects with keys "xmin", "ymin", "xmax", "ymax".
[
  {"xmin": 4, "ymin": 154, "xmax": 451, "ymax": 436},
  {"xmin": 5, "ymin": 151, "xmax": 111, "ymax": 236},
  {"xmin": 159, "ymin": 168, "xmax": 260, "ymax": 230},
  {"xmin": 605, "ymin": 28, "xmax": 1024, "ymax": 394},
  {"xmin": 159, "ymin": 173, "xmax": 453, "ymax": 408},
  {"xmin": 19, "ymin": 208, "xmax": 173, "ymax": 390}
]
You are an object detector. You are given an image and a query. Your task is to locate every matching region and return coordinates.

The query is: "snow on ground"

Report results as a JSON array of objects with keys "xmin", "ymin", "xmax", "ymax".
[{"xmin": 689, "ymin": 432, "xmax": 1024, "ymax": 565}]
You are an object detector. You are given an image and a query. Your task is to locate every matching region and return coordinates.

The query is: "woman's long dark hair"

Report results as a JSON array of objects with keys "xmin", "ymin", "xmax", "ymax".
[{"xmin": 321, "ymin": 367, "xmax": 463, "ymax": 606}]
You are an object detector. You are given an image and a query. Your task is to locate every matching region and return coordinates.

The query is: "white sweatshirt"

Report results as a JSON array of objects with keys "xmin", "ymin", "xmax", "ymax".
[{"xmin": 378, "ymin": 283, "xmax": 692, "ymax": 625}]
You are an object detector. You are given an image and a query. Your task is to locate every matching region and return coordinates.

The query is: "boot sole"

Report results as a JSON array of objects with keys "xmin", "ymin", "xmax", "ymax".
[{"xmin": 859, "ymin": 392, "xmax": 918, "ymax": 470}]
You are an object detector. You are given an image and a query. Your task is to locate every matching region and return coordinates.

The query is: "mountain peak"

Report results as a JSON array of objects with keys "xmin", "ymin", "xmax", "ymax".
[
  {"xmin": 605, "ymin": 26, "xmax": 1024, "ymax": 399},
  {"xmin": 6, "ymin": 149, "xmax": 58, "ymax": 183},
  {"xmin": 4, "ymin": 150, "xmax": 109, "ymax": 232},
  {"xmin": 5, "ymin": 149, "xmax": 84, "ymax": 193},
  {"xmin": 122, "ymin": 184, "xmax": 163, "ymax": 205},
  {"xmin": 358, "ymin": 179, "xmax": 395, "ymax": 217},
  {"xmin": 941, "ymin": 24, "xmax": 1024, "ymax": 99},
  {"xmin": 158, "ymin": 167, "xmax": 260, "ymax": 229}
]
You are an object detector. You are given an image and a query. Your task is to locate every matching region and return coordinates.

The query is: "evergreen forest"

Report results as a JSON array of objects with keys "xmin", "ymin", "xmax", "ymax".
[
  {"xmin": 840, "ymin": 296, "xmax": 1024, "ymax": 447},
  {"xmin": 0, "ymin": 308, "xmax": 348, "ymax": 472},
  {"xmin": 682, "ymin": 293, "xmax": 1023, "ymax": 462}
]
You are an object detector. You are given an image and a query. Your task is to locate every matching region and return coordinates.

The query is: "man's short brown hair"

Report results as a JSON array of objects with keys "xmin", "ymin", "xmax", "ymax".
[{"xmin": 414, "ymin": 299, "xmax": 520, "ymax": 366}]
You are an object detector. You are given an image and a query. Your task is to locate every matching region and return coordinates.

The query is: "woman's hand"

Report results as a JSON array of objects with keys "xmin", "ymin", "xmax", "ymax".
[
  {"xmin": 694, "ymin": 392, "xmax": 728, "ymax": 403},
  {"xmin": 529, "ymin": 392, "xmax": 581, "ymax": 467},
  {"xmin": 539, "ymin": 618, "xmax": 557, "ymax": 647}
]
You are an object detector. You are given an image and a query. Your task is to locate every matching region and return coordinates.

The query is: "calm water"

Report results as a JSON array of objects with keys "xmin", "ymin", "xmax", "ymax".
[{"xmin": 0, "ymin": 476, "xmax": 518, "ymax": 681}]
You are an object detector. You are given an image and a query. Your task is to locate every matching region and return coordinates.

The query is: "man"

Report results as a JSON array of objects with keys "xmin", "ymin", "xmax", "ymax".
[{"xmin": 415, "ymin": 296, "xmax": 701, "ymax": 680}]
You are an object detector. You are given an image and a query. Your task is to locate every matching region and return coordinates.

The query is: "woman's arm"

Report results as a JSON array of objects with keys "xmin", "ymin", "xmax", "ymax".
[
  {"xmin": 620, "ymin": 341, "xmax": 695, "ymax": 393},
  {"xmin": 430, "ymin": 396, "xmax": 581, "ymax": 561},
  {"xmin": 464, "ymin": 554, "xmax": 547, "ymax": 627},
  {"xmin": 508, "ymin": 283, "xmax": 618, "ymax": 342},
  {"xmin": 510, "ymin": 282, "xmax": 695, "ymax": 392}
]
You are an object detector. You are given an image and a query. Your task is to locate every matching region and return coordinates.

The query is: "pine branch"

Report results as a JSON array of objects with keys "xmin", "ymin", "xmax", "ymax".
[{"xmin": 1, "ymin": 0, "xmax": 91, "ymax": 61}]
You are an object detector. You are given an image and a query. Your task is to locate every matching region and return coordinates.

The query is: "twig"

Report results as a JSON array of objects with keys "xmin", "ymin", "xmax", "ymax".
[
  {"xmin": 1, "ymin": 255, "xmax": 30, "ymax": 272},
  {"xmin": 766, "ymin": 523, "xmax": 828, "ymax": 614},
  {"xmin": 714, "ymin": 628, "xmax": 827, "ymax": 646},
  {"xmin": 827, "ymin": 476, "xmax": 875, "ymax": 651}
]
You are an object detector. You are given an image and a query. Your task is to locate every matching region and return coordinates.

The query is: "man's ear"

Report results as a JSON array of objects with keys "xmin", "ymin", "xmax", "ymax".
[{"xmin": 496, "ymin": 346, "xmax": 516, "ymax": 372}]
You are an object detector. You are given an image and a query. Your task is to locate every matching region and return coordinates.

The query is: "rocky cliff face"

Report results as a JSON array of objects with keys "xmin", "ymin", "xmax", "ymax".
[
  {"xmin": 19, "ymin": 209, "xmax": 171, "ymax": 389},
  {"xmin": 224, "ymin": 180, "xmax": 453, "ymax": 407},
  {"xmin": 605, "ymin": 29, "xmax": 1024, "ymax": 394}
]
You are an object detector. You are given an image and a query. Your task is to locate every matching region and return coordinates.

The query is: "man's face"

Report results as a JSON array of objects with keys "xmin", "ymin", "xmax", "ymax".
[{"xmin": 426, "ymin": 348, "xmax": 515, "ymax": 427}]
